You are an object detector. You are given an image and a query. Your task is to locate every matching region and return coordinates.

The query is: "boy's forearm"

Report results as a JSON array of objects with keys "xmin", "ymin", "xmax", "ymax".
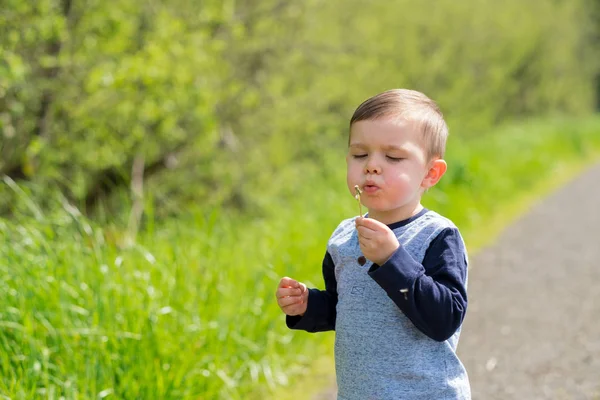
[
  {"xmin": 286, "ymin": 252, "xmax": 338, "ymax": 333},
  {"xmin": 368, "ymin": 229, "xmax": 468, "ymax": 342},
  {"xmin": 286, "ymin": 288, "xmax": 336, "ymax": 332}
]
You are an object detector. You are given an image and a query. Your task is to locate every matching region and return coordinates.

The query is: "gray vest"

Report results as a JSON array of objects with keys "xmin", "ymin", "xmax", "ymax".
[{"xmin": 327, "ymin": 211, "xmax": 471, "ymax": 399}]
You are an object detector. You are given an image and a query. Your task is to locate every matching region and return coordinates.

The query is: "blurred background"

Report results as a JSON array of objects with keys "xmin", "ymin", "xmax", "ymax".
[{"xmin": 1, "ymin": 0, "xmax": 600, "ymax": 399}]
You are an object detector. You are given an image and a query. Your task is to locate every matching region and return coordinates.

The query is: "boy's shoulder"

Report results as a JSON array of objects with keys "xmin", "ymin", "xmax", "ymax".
[
  {"xmin": 414, "ymin": 209, "xmax": 459, "ymax": 231},
  {"xmin": 403, "ymin": 210, "xmax": 465, "ymax": 248},
  {"xmin": 328, "ymin": 216, "xmax": 359, "ymax": 244}
]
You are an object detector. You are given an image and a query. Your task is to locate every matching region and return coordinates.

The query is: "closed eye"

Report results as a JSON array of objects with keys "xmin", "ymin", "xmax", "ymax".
[
  {"xmin": 352, "ymin": 154, "xmax": 367, "ymax": 159},
  {"xmin": 386, "ymin": 156, "xmax": 404, "ymax": 162}
]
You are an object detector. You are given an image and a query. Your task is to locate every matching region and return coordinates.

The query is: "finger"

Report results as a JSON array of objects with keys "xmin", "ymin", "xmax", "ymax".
[
  {"xmin": 298, "ymin": 282, "xmax": 307, "ymax": 294},
  {"xmin": 278, "ymin": 277, "xmax": 300, "ymax": 289},
  {"xmin": 276, "ymin": 287, "xmax": 303, "ymax": 298},
  {"xmin": 282, "ymin": 303, "xmax": 306, "ymax": 316},
  {"xmin": 358, "ymin": 242, "xmax": 371, "ymax": 255},
  {"xmin": 358, "ymin": 235, "xmax": 375, "ymax": 248},
  {"xmin": 357, "ymin": 226, "xmax": 375, "ymax": 240},
  {"xmin": 355, "ymin": 220, "xmax": 379, "ymax": 235},
  {"xmin": 278, "ymin": 295, "xmax": 304, "ymax": 308},
  {"xmin": 357, "ymin": 217, "xmax": 389, "ymax": 231}
]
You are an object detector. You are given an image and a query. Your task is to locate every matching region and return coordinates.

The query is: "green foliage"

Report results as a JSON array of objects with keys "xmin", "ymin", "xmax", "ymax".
[
  {"xmin": 1, "ymin": 0, "xmax": 599, "ymax": 216},
  {"xmin": 1, "ymin": 0, "xmax": 226, "ymax": 209}
]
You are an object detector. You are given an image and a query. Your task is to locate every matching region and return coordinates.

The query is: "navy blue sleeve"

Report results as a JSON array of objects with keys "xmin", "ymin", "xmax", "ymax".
[
  {"xmin": 368, "ymin": 228, "xmax": 468, "ymax": 342},
  {"xmin": 286, "ymin": 251, "xmax": 337, "ymax": 332}
]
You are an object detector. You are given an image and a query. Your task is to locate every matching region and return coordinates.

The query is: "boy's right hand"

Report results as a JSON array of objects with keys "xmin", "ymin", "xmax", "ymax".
[{"xmin": 276, "ymin": 277, "xmax": 308, "ymax": 316}]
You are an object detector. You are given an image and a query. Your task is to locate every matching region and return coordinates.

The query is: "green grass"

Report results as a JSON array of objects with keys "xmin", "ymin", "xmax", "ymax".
[{"xmin": 1, "ymin": 116, "xmax": 600, "ymax": 399}]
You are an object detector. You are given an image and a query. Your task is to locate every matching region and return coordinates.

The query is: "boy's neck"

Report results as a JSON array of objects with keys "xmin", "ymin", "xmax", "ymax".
[{"xmin": 367, "ymin": 202, "xmax": 424, "ymax": 225}]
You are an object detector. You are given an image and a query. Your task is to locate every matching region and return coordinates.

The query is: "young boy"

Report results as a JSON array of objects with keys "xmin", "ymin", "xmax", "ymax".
[{"xmin": 275, "ymin": 89, "xmax": 471, "ymax": 399}]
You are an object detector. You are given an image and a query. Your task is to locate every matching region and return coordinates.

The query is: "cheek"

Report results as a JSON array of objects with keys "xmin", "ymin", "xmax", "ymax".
[
  {"xmin": 385, "ymin": 171, "xmax": 416, "ymax": 193},
  {"xmin": 346, "ymin": 160, "xmax": 360, "ymax": 178},
  {"xmin": 346, "ymin": 162, "xmax": 358, "ymax": 190},
  {"xmin": 388, "ymin": 163, "xmax": 423, "ymax": 183}
]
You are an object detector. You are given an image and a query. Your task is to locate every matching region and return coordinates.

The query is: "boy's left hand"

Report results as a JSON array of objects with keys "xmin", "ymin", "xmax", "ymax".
[{"xmin": 355, "ymin": 217, "xmax": 400, "ymax": 266}]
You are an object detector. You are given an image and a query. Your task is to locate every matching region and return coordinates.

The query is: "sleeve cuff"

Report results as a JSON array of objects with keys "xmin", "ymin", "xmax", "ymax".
[
  {"xmin": 286, "ymin": 314, "xmax": 306, "ymax": 329},
  {"xmin": 284, "ymin": 288, "xmax": 322, "ymax": 331},
  {"xmin": 368, "ymin": 245, "xmax": 425, "ymax": 297}
]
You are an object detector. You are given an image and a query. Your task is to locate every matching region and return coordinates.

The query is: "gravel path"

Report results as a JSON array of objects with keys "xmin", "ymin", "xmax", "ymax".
[
  {"xmin": 313, "ymin": 162, "xmax": 600, "ymax": 400},
  {"xmin": 457, "ymin": 162, "xmax": 600, "ymax": 399}
]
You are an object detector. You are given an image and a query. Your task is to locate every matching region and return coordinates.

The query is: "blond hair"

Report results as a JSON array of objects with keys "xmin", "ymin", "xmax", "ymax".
[{"xmin": 349, "ymin": 89, "xmax": 448, "ymax": 160}]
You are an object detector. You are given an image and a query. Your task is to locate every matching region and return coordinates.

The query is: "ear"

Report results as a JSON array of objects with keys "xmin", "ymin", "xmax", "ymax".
[{"xmin": 421, "ymin": 159, "xmax": 447, "ymax": 189}]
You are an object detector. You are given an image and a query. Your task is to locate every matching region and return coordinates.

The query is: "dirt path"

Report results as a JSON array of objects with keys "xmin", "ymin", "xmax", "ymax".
[
  {"xmin": 457, "ymin": 163, "xmax": 600, "ymax": 399},
  {"xmin": 313, "ymin": 162, "xmax": 600, "ymax": 400}
]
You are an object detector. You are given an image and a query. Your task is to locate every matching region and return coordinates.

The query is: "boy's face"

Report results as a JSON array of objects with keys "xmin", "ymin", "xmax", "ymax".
[{"xmin": 346, "ymin": 117, "xmax": 440, "ymax": 224}]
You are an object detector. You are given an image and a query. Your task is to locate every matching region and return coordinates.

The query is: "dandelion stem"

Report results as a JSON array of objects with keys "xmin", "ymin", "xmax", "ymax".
[{"xmin": 354, "ymin": 185, "xmax": 363, "ymax": 216}]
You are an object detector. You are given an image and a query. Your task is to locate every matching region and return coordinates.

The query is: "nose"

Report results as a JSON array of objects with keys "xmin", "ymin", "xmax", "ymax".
[{"xmin": 364, "ymin": 157, "xmax": 381, "ymax": 175}]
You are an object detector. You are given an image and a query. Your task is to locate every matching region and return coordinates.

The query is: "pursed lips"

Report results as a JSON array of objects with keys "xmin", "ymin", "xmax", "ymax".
[{"xmin": 362, "ymin": 181, "xmax": 380, "ymax": 193}]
